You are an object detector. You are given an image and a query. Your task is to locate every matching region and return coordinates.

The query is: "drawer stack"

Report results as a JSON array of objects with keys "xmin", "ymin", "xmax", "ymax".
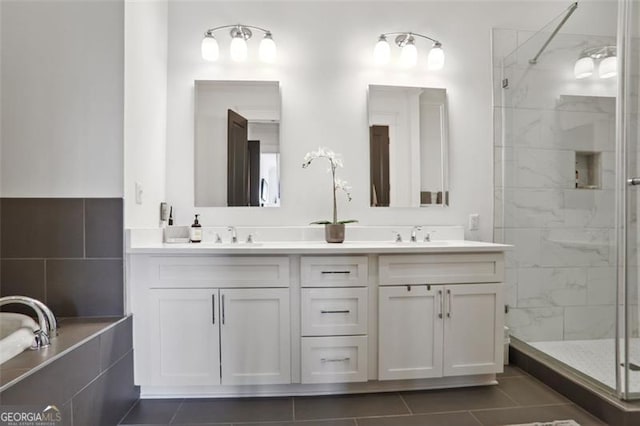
[{"xmin": 300, "ymin": 256, "xmax": 369, "ymax": 384}]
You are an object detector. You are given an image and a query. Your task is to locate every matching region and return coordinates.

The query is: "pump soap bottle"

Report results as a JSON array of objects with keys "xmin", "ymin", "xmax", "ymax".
[{"xmin": 190, "ymin": 214, "xmax": 202, "ymax": 243}]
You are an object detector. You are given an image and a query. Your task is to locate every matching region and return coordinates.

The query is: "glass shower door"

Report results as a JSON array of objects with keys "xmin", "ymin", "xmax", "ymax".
[{"xmin": 619, "ymin": 0, "xmax": 640, "ymax": 400}]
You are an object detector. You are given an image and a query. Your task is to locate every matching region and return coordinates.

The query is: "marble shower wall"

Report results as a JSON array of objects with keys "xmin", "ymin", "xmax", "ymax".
[{"xmin": 493, "ymin": 28, "xmax": 620, "ymax": 342}]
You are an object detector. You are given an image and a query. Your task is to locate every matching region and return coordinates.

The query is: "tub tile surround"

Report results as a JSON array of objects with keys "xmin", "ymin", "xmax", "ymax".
[
  {"xmin": 492, "ymin": 28, "xmax": 620, "ymax": 342},
  {"xmin": 0, "ymin": 317, "xmax": 138, "ymax": 426},
  {"xmin": 0, "ymin": 197, "xmax": 124, "ymax": 317}
]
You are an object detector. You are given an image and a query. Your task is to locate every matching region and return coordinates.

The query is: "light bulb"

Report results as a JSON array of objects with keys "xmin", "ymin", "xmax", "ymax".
[
  {"xmin": 201, "ymin": 34, "xmax": 219, "ymax": 61},
  {"xmin": 598, "ymin": 55, "xmax": 617, "ymax": 79},
  {"xmin": 400, "ymin": 38, "xmax": 417, "ymax": 67},
  {"xmin": 427, "ymin": 43, "xmax": 445, "ymax": 70},
  {"xmin": 373, "ymin": 35, "xmax": 390, "ymax": 65},
  {"xmin": 259, "ymin": 33, "xmax": 277, "ymax": 63},
  {"xmin": 230, "ymin": 36, "xmax": 248, "ymax": 62},
  {"xmin": 574, "ymin": 56, "xmax": 594, "ymax": 79}
]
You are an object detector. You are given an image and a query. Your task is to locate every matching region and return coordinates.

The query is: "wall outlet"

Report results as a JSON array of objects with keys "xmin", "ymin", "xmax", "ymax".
[
  {"xmin": 135, "ymin": 181, "xmax": 143, "ymax": 205},
  {"xmin": 469, "ymin": 213, "xmax": 480, "ymax": 231}
]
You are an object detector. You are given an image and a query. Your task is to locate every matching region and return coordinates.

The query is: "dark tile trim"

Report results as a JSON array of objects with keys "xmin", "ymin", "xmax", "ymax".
[{"xmin": 510, "ymin": 344, "xmax": 640, "ymax": 426}]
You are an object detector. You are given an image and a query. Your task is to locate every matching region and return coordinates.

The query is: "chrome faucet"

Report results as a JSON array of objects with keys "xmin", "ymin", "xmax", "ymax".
[
  {"xmin": 0, "ymin": 296, "xmax": 57, "ymax": 348},
  {"xmin": 410, "ymin": 226, "xmax": 422, "ymax": 243},
  {"xmin": 228, "ymin": 226, "xmax": 238, "ymax": 243}
]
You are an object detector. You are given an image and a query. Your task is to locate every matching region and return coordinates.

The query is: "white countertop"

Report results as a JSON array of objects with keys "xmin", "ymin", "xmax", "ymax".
[{"xmin": 127, "ymin": 240, "xmax": 511, "ymax": 255}]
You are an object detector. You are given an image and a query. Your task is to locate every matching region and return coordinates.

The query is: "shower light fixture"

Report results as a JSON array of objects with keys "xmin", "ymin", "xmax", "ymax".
[
  {"xmin": 202, "ymin": 24, "xmax": 276, "ymax": 63},
  {"xmin": 573, "ymin": 46, "xmax": 616, "ymax": 80},
  {"xmin": 373, "ymin": 32, "xmax": 444, "ymax": 70}
]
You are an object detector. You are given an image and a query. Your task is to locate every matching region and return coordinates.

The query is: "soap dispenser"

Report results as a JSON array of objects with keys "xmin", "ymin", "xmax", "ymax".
[{"xmin": 190, "ymin": 214, "xmax": 202, "ymax": 243}]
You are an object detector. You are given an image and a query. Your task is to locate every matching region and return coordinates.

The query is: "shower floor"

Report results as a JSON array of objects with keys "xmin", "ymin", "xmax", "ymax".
[{"xmin": 529, "ymin": 339, "xmax": 640, "ymax": 393}]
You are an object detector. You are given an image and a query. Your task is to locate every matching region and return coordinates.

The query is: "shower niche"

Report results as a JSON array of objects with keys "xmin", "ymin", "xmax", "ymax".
[{"xmin": 574, "ymin": 151, "xmax": 601, "ymax": 189}]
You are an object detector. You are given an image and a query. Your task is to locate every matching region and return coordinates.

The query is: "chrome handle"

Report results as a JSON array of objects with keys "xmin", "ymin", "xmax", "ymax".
[
  {"xmin": 446, "ymin": 289, "xmax": 452, "ymax": 318},
  {"xmin": 212, "ymin": 294, "xmax": 215, "ymax": 324},
  {"xmin": 628, "ymin": 178, "xmax": 640, "ymax": 186},
  {"xmin": 321, "ymin": 271, "xmax": 351, "ymax": 275},
  {"xmin": 438, "ymin": 290, "xmax": 443, "ymax": 319},
  {"xmin": 222, "ymin": 294, "xmax": 225, "ymax": 324},
  {"xmin": 321, "ymin": 310, "xmax": 350, "ymax": 314},
  {"xmin": 320, "ymin": 357, "xmax": 350, "ymax": 363}
]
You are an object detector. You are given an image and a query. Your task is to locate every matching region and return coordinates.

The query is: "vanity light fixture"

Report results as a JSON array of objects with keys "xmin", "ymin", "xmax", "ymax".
[
  {"xmin": 373, "ymin": 32, "xmax": 444, "ymax": 70},
  {"xmin": 573, "ymin": 46, "xmax": 616, "ymax": 79},
  {"xmin": 202, "ymin": 24, "xmax": 277, "ymax": 63}
]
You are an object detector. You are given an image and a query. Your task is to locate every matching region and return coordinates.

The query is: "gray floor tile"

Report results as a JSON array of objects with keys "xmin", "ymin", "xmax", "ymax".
[
  {"xmin": 400, "ymin": 386, "xmax": 517, "ymax": 414},
  {"xmin": 470, "ymin": 404, "xmax": 606, "ymax": 425},
  {"xmin": 119, "ymin": 399, "xmax": 183, "ymax": 424},
  {"xmin": 497, "ymin": 365, "xmax": 525, "ymax": 378},
  {"xmin": 294, "ymin": 393, "xmax": 408, "ymax": 421},
  {"xmin": 233, "ymin": 420, "xmax": 355, "ymax": 426},
  {"xmin": 497, "ymin": 376, "xmax": 570, "ymax": 406},
  {"xmin": 357, "ymin": 412, "xmax": 482, "ymax": 426},
  {"xmin": 172, "ymin": 398, "xmax": 293, "ymax": 424}
]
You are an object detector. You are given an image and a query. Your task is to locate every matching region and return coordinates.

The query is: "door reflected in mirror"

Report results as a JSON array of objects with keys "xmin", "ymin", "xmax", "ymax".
[
  {"xmin": 368, "ymin": 85, "xmax": 449, "ymax": 207},
  {"xmin": 195, "ymin": 81, "xmax": 281, "ymax": 207}
]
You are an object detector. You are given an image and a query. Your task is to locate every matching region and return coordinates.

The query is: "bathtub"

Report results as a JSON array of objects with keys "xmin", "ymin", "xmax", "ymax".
[{"xmin": 0, "ymin": 312, "xmax": 38, "ymax": 364}]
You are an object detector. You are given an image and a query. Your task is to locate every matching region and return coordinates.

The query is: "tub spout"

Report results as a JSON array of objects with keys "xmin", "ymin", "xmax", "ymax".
[{"xmin": 0, "ymin": 296, "xmax": 57, "ymax": 348}]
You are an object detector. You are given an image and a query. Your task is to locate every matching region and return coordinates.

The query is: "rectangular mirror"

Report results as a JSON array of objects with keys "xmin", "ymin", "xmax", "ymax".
[
  {"xmin": 195, "ymin": 81, "xmax": 281, "ymax": 207},
  {"xmin": 368, "ymin": 85, "xmax": 449, "ymax": 207}
]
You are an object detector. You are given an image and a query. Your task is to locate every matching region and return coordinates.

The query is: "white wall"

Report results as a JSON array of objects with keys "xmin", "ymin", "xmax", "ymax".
[
  {"xmin": 158, "ymin": 0, "xmax": 617, "ymax": 241},
  {"xmin": 0, "ymin": 0, "xmax": 124, "ymax": 197},
  {"xmin": 124, "ymin": 0, "xmax": 168, "ymax": 227}
]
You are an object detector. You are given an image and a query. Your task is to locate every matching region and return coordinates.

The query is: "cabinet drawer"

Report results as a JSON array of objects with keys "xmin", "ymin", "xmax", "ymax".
[
  {"xmin": 301, "ymin": 288, "xmax": 368, "ymax": 336},
  {"xmin": 301, "ymin": 256, "xmax": 368, "ymax": 287},
  {"xmin": 379, "ymin": 253, "xmax": 504, "ymax": 285},
  {"xmin": 301, "ymin": 336, "xmax": 368, "ymax": 383},
  {"xmin": 147, "ymin": 256, "xmax": 290, "ymax": 288}
]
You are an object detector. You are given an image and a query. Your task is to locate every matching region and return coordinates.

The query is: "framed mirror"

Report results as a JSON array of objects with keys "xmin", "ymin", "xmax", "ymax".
[
  {"xmin": 194, "ymin": 80, "xmax": 281, "ymax": 207},
  {"xmin": 367, "ymin": 85, "xmax": 449, "ymax": 207}
]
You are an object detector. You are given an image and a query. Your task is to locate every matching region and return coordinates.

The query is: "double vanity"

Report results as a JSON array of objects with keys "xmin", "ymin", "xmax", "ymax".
[{"xmin": 127, "ymin": 227, "xmax": 508, "ymax": 398}]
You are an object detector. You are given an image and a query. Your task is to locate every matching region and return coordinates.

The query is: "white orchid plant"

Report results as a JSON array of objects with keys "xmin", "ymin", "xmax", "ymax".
[{"xmin": 302, "ymin": 147, "xmax": 357, "ymax": 225}]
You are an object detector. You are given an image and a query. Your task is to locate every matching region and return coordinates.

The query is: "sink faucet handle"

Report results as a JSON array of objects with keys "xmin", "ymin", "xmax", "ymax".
[
  {"xmin": 392, "ymin": 231, "xmax": 403, "ymax": 243},
  {"xmin": 424, "ymin": 230, "xmax": 436, "ymax": 242},
  {"xmin": 411, "ymin": 226, "xmax": 422, "ymax": 242},
  {"xmin": 227, "ymin": 226, "xmax": 238, "ymax": 243},
  {"xmin": 246, "ymin": 232, "xmax": 257, "ymax": 244}
]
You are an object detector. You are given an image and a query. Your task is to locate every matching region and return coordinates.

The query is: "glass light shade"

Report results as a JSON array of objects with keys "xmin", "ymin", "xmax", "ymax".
[
  {"xmin": 259, "ymin": 34, "xmax": 277, "ymax": 63},
  {"xmin": 230, "ymin": 36, "xmax": 248, "ymax": 62},
  {"xmin": 400, "ymin": 41, "xmax": 418, "ymax": 67},
  {"xmin": 201, "ymin": 35, "xmax": 219, "ymax": 61},
  {"xmin": 373, "ymin": 37, "xmax": 390, "ymax": 65},
  {"xmin": 427, "ymin": 44, "xmax": 445, "ymax": 70},
  {"xmin": 598, "ymin": 55, "xmax": 617, "ymax": 79},
  {"xmin": 574, "ymin": 56, "xmax": 594, "ymax": 79}
]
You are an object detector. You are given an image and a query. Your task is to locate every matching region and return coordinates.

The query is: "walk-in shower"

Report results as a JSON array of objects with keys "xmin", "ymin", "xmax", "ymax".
[{"xmin": 494, "ymin": 0, "xmax": 640, "ymax": 401}]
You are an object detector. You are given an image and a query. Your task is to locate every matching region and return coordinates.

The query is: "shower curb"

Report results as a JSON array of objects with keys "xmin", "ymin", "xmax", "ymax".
[{"xmin": 510, "ymin": 338, "xmax": 640, "ymax": 426}]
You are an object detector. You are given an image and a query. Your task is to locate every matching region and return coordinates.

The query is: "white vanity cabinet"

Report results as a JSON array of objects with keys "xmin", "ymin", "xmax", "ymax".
[
  {"xmin": 128, "ymin": 242, "xmax": 508, "ymax": 397},
  {"xmin": 149, "ymin": 288, "xmax": 221, "ymax": 386},
  {"xmin": 133, "ymin": 256, "xmax": 291, "ymax": 388},
  {"xmin": 378, "ymin": 254, "xmax": 504, "ymax": 381},
  {"xmin": 300, "ymin": 256, "xmax": 369, "ymax": 384}
]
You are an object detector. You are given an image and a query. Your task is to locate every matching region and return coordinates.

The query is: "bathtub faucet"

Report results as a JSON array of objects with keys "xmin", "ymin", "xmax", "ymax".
[{"xmin": 0, "ymin": 296, "xmax": 57, "ymax": 349}]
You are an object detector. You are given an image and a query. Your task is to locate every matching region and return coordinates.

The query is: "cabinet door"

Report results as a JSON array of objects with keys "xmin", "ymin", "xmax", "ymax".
[
  {"xmin": 378, "ymin": 285, "xmax": 443, "ymax": 380},
  {"xmin": 443, "ymin": 283, "xmax": 504, "ymax": 376},
  {"xmin": 149, "ymin": 289, "xmax": 220, "ymax": 386},
  {"xmin": 220, "ymin": 288, "xmax": 291, "ymax": 385}
]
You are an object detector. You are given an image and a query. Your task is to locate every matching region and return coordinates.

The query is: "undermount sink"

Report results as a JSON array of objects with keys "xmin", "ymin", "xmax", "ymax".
[
  {"xmin": 203, "ymin": 242, "xmax": 264, "ymax": 247},
  {"xmin": 386, "ymin": 240, "xmax": 453, "ymax": 246}
]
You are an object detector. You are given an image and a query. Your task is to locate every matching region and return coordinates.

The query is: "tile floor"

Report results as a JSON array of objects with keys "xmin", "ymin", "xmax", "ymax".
[{"xmin": 119, "ymin": 366, "xmax": 605, "ymax": 426}]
